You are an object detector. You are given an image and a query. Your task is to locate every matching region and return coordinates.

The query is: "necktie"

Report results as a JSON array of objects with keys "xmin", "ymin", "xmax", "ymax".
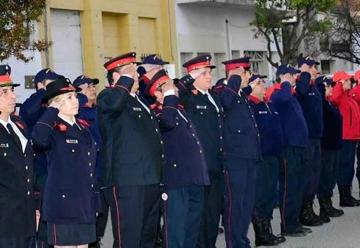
[
  {"xmin": 205, "ymin": 92, "xmax": 219, "ymax": 112},
  {"xmin": 7, "ymin": 124, "xmax": 22, "ymax": 150},
  {"xmin": 135, "ymin": 95, "xmax": 151, "ymax": 114}
]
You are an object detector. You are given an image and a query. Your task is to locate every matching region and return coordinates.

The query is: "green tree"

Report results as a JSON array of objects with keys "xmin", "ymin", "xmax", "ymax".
[
  {"xmin": 252, "ymin": 0, "xmax": 336, "ymax": 66},
  {"xmin": 0, "ymin": 0, "xmax": 50, "ymax": 62},
  {"xmin": 328, "ymin": 0, "xmax": 360, "ymax": 64}
]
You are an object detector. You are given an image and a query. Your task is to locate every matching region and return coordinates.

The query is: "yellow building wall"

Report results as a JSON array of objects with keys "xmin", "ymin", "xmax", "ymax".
[{"xmin": 39, "ymin": 0, "xmax": 178, "ymax": 88}]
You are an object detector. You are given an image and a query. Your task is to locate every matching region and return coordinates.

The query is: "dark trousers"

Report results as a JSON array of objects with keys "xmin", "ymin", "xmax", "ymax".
[
  {"xmin": 108, "ymin": 184, "xmax": 160, "ymax": 248},
  {"xmin": 356, "ymin": 142, "xmax": 360, "ymax": 184},
  {"xmin": 279, "ymin": 146, "xmax": 306, "ymax": 232},
  {"xmin": 0, "ymin": 237, "xmax": 34, "ymax": 248},
  {"xmin": 163, "ymin": 185, "xmax": 205, "ymax": 248},
  {"xmin": 197, "ymin": 173, "xmax": 224, "ymax": 248},
  {"xmin": 253, "ymin": 156, "xmax": 280, "ymax": 220},
  {"xmin": 303, "ymin": 139, "xmax": 322, "ymax": 202},
  {"xmin": 36, "ymin": 219, "xmax": 51, "ymax": 248},
  {"xmin": 224, "ymin": 159, "xmax": 257, "ymax": 248},
  {"xmin": 318, "ymin": 149, "xmax": 340, "ymax": 199},
  {"xmin": 95, "ymin": 187, "xmax": 110, "ymax": 239},
  {"xmin": 337, "ymin": 140, "xmax": 357, "ymax": 187}
]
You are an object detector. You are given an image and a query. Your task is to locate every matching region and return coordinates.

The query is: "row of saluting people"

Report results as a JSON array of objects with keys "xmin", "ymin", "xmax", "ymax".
[{"xmin": 1, "ymin": 52, "xmax": 360, "ymax": 248}]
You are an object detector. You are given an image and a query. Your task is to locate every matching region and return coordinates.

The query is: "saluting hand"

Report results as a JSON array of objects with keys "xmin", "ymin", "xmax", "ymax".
[
  {"xmin": 145, "ymin": 67, "xmax": 161, "ymax": 80},
  {"xmin": 161, "ymin": 79, "xmax": 178, "ymax": 96},
  {"xmin": 120, "ymin": 63, "xmax": 138, "ymax": 79},
  {"xmin": 189, "ymin": 68, "xmax": 206, "ymax": 80},
  {"xmin": 49, "ymin": 98, "xmax": 65, "ymax": 110}
]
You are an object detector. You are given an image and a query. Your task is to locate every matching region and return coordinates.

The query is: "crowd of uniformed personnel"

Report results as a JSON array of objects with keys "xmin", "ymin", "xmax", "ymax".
[{"xmin": 1, "ymin": 51, "xmax": 360, "ymax": 248}]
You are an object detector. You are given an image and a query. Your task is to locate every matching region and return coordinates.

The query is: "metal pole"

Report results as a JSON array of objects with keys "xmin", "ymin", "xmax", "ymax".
[{"xmin": 225, "ymin": 19, "xmax": 231, "ymax": 60}]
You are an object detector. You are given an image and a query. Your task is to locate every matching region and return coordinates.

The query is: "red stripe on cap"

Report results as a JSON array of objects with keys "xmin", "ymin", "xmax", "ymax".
[
  {"xmin": 106, "ymin": 57, "xmax": 136, "ymax": 71},
  {"xmin": 187, "ymin": 61, "xmax": 211, "ymax": 73},
  {"xmin": 225, "ymin": 63, "xmax": 250, "ymax": 72},
  {"xmin": 0, "ymin": 75, "xmax": 13, "ymax": 84},
  {"xmin": 60, "ymin": 86, "xmax": 76, "ymax": 91},
  {"xmin": 149, "ymin": 75, "xmax": 170, "ymax": 97}
]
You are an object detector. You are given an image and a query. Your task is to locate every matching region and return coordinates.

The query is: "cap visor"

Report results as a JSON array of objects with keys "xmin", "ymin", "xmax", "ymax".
[{"xmin": 0, "ymin": 83, "xmax": 20, "ymax": 87}]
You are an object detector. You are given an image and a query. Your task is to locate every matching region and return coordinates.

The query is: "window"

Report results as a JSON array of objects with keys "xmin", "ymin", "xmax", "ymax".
[
  {"xmin": 231, "ymin": 50, "xmax": 240, "ymax": 59},
  {"xmin": 321, "ymin": 60, "xmax": 331, "ymax": 75},
  {"xmin": 180, "ymin": 52, "xmax": 195, "ymax": 75},
  {"xmin": 213, "ymin": 53, "xmax": 226, "ymax": 82},
  {"xmin": 244, "ymin": 51, "xmax": 269, "ymax": 75}
]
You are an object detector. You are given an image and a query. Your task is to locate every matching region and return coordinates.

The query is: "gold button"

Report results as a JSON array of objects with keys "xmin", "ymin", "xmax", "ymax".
[
  {"xmin": 72, "ymin": 149, "xmax": 75, "ymax": 153},
  {"xmin": 3, "ymin": 153, "xmax": 7, "ymax": 157},
  {"xmin": 27, "ymin": 178, "xmax": 30, "ymax": 183},
  {"xmin": 89, "ymin": 162, "xmax": 92, "ymax": 166},
  {"xmin": 25, "ymin": 166, "xmax": 28, "ymax": 170},
  {"xmin": 62, "ymin": 194, "xmax": 66, "ymax": 198},
  {"xmin": 90, "ymin": 173, "xmax": 93, "ymax": 177},
  {"xmin": 173, "ymin": 164, "xmax": 177, "ymax": 167},
  {"xmin": 27, "ymin": 191, "xmax": 30, "ymax": 195},
  {"xmin": 88, "ymin": 152, "xmax": 91, "ymax": 156}
]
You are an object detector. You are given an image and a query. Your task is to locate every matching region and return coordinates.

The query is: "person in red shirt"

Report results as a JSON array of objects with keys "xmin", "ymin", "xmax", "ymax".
[
  {"xmin": 330, "ymin": 71, "xmax": 360, "ymax": 207},
  {"xmin": 351, "ymin": 70, "xmax": 360, "ymax": 197}
]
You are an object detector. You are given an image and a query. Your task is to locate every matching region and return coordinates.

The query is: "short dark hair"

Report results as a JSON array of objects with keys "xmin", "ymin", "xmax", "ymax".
[{"xmin": 107, "ymin": 67, "xmax": 122, "ymax": 86}]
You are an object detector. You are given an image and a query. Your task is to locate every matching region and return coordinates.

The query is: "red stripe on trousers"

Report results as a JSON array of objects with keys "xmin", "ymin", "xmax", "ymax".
[
  {"xmin": 113, "ymin": 186, "xmax": 122, "ymax": 248},
  {"xmin": 281, "ymin": 159, "xmax": 288, "ymax": 230},
  {"xmin": 225, "ymin": 170, "xmax": 233, "ymax": 248}
]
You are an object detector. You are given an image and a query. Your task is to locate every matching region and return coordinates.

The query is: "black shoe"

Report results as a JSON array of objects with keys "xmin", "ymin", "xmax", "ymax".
[
  {"xmin": 299, "ymin": 225, "xmax": 312, "ymax": 234},
  {"xmin": 300, "ymin": 201, "xmax": 324, "ymax": 226},
  {"xmin": 281, "ymin": 226, "xmax": 307, "ymax": 237},
  {"xmin": 339, "ymin": 187, "xmax": 360, "ymax": 207},
  {"xmin": 319, "ymin": 197, "xmax": 344, "ymax": 218},
  {"xmin": 319, "ymin": 211, "xmax": 331, "ymax": 223},
  {"xmin": 89, "ymin": 240, "xmax": 101, "ymax": 248},
  {"xmin": 254, "ymin": 220, "xmax": 286, "ymax": 246}
]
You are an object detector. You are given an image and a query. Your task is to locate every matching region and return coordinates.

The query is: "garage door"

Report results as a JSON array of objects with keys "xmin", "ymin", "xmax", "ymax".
[{"xmin": 50, "ymin": 9, "xmax": 83, "ymax": 81}]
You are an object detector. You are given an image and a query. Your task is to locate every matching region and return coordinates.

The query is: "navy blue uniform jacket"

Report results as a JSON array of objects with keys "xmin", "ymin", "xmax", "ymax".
[
  {"xmin": 97, "ymin": 76, "xmax": 164, "ymax": 187},
  {"xmin": 270, "ymin": 82, "xmax": 309, "ymax": 148},
  {"xmin": 0, "ymin": 115, "xmax": 35, "ymax": 238},
  {"xmin": 32, "ymin": 108, "xmax": 98, "ymax": 224},
  {"xmin": 218, "ymin": 75, "xmax": 261, "ymax": 163},
  {"xmin": 177, "ymin": 74, "xmax": 224, "ymax": 175},
  {"xmin": 156, "ymin": 95, "xmax": 210, "ymax": 188}
]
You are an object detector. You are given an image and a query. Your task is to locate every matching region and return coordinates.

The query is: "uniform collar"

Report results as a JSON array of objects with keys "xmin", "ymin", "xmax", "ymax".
[
  {"xmin": 0, "ymin": 116, "xmax": 12, "ymax": 131},
  {"xmin": 58, "ymin": 113, "xmax": 77, "ymax": 126},
  {"xmin": 194, "ymin": 86, "xmax": 208, "ymax": 95},
  {"xmin": 248, "ymin": 94, "xmax": 263, "ymax": 104}
]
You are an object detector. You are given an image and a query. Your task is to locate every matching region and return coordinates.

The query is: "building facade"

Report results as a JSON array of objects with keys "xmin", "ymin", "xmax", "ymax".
[{"xmin": 7, "ymin": 0, "xmax": 178, "ymax": 103}]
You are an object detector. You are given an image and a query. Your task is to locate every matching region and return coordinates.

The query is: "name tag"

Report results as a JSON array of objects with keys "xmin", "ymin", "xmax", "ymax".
[
  {"xmin": 0, "ymin": 143, "xmax": 9, "ymax": 148},
  {"xmin": 133, "ymin": 107, "xmax": 142, "ymax": 112},
  {"xmin": 196, "ymin": 105, "xmax": 207, "ymax": 110},
  {"xmin": 66, "ymin": 139, "xmax": 78, "ymax": 144},
  {"xmin": 258, "ymin": 111, "xmax": 268, "ymax": 114},
  {"xmin": 308, "ymin": 92, "xmax": 315, "ymax": 96}
]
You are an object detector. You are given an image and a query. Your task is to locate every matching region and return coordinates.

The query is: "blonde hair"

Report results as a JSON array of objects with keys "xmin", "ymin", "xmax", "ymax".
[{"xmin": 48, "ymin": 95, "xmax": 63, "ymax": 105}]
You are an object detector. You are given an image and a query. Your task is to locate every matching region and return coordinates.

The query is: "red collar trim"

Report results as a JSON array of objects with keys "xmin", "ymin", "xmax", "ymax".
[{"xmin": 248, "ymin": 95, "xmax": 262, "ymax": 104}]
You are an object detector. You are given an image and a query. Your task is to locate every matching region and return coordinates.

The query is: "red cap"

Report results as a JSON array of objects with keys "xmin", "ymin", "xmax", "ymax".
[
  {"xmin": 147, "ymin": 69, "xmax": 171, "ymax": 97},
  {"xmin": 103, "ymin": 52, "xmax": 140, "ymax": 71},
  {"xmin": 183, "ymin": 54, "xmax": 216, "ymax": 73},
  {"xmin": 0, "ymin": 74, "xmax": 19, "ymax": 87},
  {"xmin": 354, "ymin": 70, "xmax": 360, "ymax": 81},
  {"xmin": 222, "ymin": 57, "xmax": 251, "ymax": 73},
  {"xmin": 333, "ymin": 71, "xmax": 352, "ymax": 82}
]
